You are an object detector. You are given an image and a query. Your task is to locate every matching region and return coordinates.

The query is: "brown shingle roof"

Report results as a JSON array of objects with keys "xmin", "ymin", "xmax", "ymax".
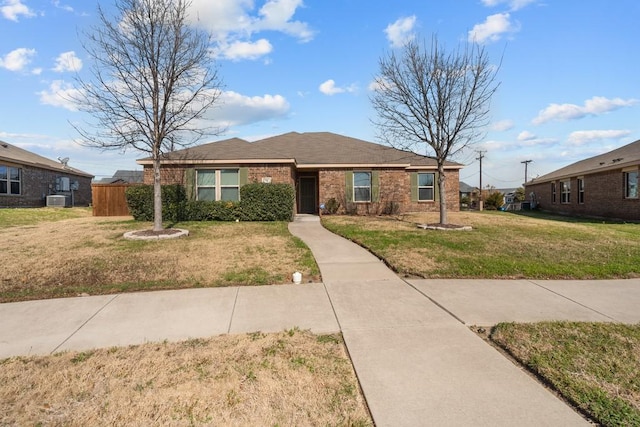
[
  {"xmin": 140, "ymin": 132, "xmax": 462, "ymax": 169},
  {"xmin": 0, "ymin": 140, "xmax": 93, "ymax": 177},
  {"xmin": 527, "ymin": 139, "xmax": 640, "ymax": 184}
]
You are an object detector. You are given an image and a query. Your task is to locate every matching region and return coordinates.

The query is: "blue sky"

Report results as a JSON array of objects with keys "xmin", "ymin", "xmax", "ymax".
[{"xmin": 1, "ymin": 0, "xmax": 639, "ymax": 187}]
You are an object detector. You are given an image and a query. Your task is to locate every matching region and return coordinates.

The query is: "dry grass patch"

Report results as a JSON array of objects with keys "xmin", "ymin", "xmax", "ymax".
[
  {"xmin": 491, "ymin": 322, "xmax": 640, "ymax": 426},
  {"xmin": 0, "ymin": 329, "xmax": 371, "ymax": 426},
  {"xmin": 1, "ymin": 214, "xmax": 319, "ymax": 302}
]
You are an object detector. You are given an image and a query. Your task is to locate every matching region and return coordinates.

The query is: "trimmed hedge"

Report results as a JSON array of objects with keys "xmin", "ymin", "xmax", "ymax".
[
  {"xmin": 125, "ymin": 183, "xmax": 294, "ymax": 222},
  {"xmin": 239, "ymin": 183, "xmax": 295, "ymax": 221},
  {"xmin": 125, "ymin": 184, "xmax": 186, "ymax": 222}
]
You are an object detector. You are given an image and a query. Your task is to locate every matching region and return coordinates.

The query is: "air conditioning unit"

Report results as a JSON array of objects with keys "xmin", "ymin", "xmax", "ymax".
[{"xmin": 46, "ymin": 195, "xmax": 68, "ymax": 207}]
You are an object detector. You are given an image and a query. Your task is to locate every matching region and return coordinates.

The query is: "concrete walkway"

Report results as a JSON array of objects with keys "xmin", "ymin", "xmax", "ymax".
[{"xmin": 2, "ymin": 215, "xmax": 640, "ymax": 425}]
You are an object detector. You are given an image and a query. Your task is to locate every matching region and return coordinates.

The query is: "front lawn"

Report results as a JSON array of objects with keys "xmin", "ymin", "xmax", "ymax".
[
  {"xmin": 0, "ymin": 329, "xmax": 372, "ymax": 426},
  {"xmin": 491, "ymin": 322, "xmax": 640, "ymax": 426},
  {"xmin": 322, "ymin": 211, "xmax": 640, "ymax": 279},
  {"xmin": 1, "ymin": 209, "xmax": 319, "ymax": 302}
]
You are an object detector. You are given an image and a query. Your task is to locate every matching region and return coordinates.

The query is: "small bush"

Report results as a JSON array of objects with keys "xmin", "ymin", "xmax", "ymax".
[
  {"xmin": 239, "ymin": 183, "xmax": 294, "ymax": 221},
  {"xmin": 484, "ymin": 192, "xmax": 504, "ymax": 210},
  {"xmin": 184, "ymin": 200, "xmax": 241, "ymax": 221},
  {"xmin": 323, "ymin": 198, "xmax": 340, "ymax": 215},
  {"xmin": 125, "ymin": 184, "xmax": 186, "ymax": 222}
]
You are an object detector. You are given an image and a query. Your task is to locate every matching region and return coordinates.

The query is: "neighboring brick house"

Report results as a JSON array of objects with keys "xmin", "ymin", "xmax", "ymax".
[
  {"xmin": 137, "ymin": 132, "xmax": 463, "ymax": 215},
  {"xmin": 0, "ymin": 140, "xmax": 93, "ymax": 208},
  {"xmin": 525, "ymin": 139, "xmax": 640, "ymax": 221}
]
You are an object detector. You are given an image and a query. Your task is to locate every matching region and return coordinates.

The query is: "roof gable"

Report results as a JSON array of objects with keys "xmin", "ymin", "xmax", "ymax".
[
  {"xmin": 528, "ymin": 139, "xmax": 640, "ymax": 184},
  {"xmin": 0, "ymin": 140, "xmax": 93, "ymax": 177}
]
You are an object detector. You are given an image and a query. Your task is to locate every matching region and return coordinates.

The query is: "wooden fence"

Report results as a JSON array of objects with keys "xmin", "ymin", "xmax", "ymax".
[{"xmin": 91, "ymin": 183, "xmax": 136, "ymax": 216}]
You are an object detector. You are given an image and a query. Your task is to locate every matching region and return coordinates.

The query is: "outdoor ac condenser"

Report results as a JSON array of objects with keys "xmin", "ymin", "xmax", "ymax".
[{"xmin": 46, "ymin": 195, "xmax": 68, "ymax": 207}]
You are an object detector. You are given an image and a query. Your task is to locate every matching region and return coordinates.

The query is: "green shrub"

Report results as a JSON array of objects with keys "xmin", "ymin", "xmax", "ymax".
[
  {"xmin": 484, "ymin": 191, "xmax": 504, "ymax": 210},
  {"xmin": 126, "ymin": 183, "xmax": 294, "ymax": 222},
  {"xmin": 239, "ymin": 183, "xmax": 294, "ymax": 221},
  {"xmin": 184, "ymin": 200, "xmax": 241, "ymax": 221},
  {"xmin": 125, "ymin": 184, "xmax": 186, "ymax": 222}
]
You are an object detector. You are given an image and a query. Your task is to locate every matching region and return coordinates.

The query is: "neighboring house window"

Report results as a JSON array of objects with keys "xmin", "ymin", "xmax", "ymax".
[
  {"xmin": 196, "ymin": 169, "xmax": 239, "ymax": 201},
  {"xmin": 418, "ymin": 173, "xmax": 435, "ymax": 201},
  {"xmin": 625, "ymin": 171, "xmax": 638, "ymax": 199},
  {"xmin": 560, "ymin": 180, "xmax": 571, "ymax": 204},
  {"xmin": 0, "ymin": 165, "xmax": 21, "ymax": 195},
  {"xmin": 577, "ymin": 178, "xmax": 584, "ymax": 204},
  {"xmin": 353, "ymin": 172, "xmax": 371, "ymax": 202},
  {"xmin": 551, "ymin": 182, "xmax": 556, "ymax": 203}
]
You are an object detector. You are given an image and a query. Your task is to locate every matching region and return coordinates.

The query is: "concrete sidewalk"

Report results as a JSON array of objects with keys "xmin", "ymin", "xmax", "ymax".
[
  {"xmin": 288, "ymin": 215, "xmax": 595, "ymax": 426},
  {"xmin": 2, "ymin": 215, "xmax": 640, "ymax": 425}
]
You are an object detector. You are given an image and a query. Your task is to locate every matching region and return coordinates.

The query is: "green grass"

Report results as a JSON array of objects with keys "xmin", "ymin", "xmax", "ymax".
[
  {"xmin": 0, "ymin": 207, "xmax": 91, "ymax": 227},
  {"xmin": 322, "ymin": 211, "xmax": 640, "ymax": 279},
  {"xmin": 491, "ymin": 322, "xmax": 640, "ymax": 426}
]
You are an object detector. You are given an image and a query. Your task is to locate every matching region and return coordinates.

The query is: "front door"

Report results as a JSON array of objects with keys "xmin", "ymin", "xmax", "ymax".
[{"xmin": 299, "ymin": 176, "xmax": 317, "ymax": 214}]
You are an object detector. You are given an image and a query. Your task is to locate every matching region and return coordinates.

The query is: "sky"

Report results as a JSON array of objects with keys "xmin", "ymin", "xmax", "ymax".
[{"xmin": 1, "ymin": 0, "xmax": 639, "ymax": 188}]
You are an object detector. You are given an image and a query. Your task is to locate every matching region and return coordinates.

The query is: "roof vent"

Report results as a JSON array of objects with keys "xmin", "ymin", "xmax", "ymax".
[
  {"xmin": 612, "ymin": 158, "xmax": 624, "ymax": 163},
  {"xmin": 1, "ymin": 143, "xmax": 7, "ymax": 148}
]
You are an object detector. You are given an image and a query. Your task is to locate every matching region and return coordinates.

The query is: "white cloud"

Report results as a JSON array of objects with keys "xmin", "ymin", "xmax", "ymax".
[
  {"xmin": 1, "ymin": 0, "xmax": 35, "ymax": 21},
  {"xmin": 255, "ymin": 0, "xmax": 314, "ymax": 42},
  {"xmin": 213, "ymin": 90, "xmax": 290, "ymax": 127},
  {"xmin": 53, "ymin": 51, "xmax": 82, "ymax": 72},
  {"xmin": 514, "ymin": 130, "xmax": 556, "ymax": 147},
  {"xmin": 517, "ymin": 130, "xmax": 535, "ymax": 141},
  {"xmin": 490, "ymin": 119, "xmax": 514, "ymax": 131},
  {"xmin": 567, "ymin": 130, "xmax": 632, "ymax": 145},
  {"xmin": 480, "ymin": 0, "xmax": 536, "ymax": 11},
  {"xmin": 189, "ymin": 0, "xmax": 313, "ymax": 61},
  {"xmin": 0, "ymin": 47, "xmax": 36, "ymax": 71},
  {"xmin": 214, "ymin": 39, "xmax": 273, "ymax": 61},
  {"xmin": 319, "ymin": 79, "xmax": 357, "ymax": 96},
  {"xmin": 532, "ymin": 96, "xmax": 638, "ymax": 125},
  {"xmin": 38, "ymin": 80, "xmax": 82, "ymax": 111},
  {"xmin": 52, "ymin": 0, "xmax": 73, "ymax": 12},
  {"xmin": 468, "ymin": 13, "xmax": 518, "ymax": 44},
  {"xmin": 384, "ymin": 16, "xmax": 416, "ymax": 48}
]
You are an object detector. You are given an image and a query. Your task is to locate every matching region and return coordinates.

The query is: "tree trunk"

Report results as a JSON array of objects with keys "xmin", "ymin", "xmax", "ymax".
[
  {"xmin": 152, "ymin": 157, "xmax": 163, "ymax": 231},
  {"xmin": 438, "ymin": 163, "xmax": 447, "ymax": 225}
]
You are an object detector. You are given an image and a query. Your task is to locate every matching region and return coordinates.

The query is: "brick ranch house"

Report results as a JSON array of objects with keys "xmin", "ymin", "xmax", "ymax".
[
  {"xmin": 0, "ymin": 140, "xmax": 93, "ymax": 208},
  {"xmin": 137, "ymin": 132, "xmax": 463, "ymax": 215},
  {"xmin": 525, "ymin": 139, "xmax": 640, "ymax": 221}
]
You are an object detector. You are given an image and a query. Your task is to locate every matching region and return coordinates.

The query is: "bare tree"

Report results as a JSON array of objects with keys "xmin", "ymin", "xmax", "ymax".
[
  {"xmin": 371, "ymin": 36, "xmax": 499, "ymax": 224},
  {"xmin": 73, "ymin": 0, "xmax": 223, "ymax": 231}
]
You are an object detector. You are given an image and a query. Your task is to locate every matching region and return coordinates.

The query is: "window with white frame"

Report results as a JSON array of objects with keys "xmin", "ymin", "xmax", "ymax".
[
  {"xmin": 353, "ymin": 172, "xmax": 371, "ymax": 202},
  {"xmin": 551, "ymin": 182, "xmax": 556, "ymax": 203},
  {"xmin": 578, "ymin": 178, "xmax": 584, "ymax": 204},
  {"xmin": 560, "ymin": 180, "xmax": 571, "ymax": 203},
  {"xmin": 418, "ymin": 173, "xmax": 435, "ymax": 201},
  {"xmin": 0, "ymin": 165, "xmax": 21, "ymax": 195},
  {"xmin": 625, "ymin": 171, "xmax": 638, "ymax": 199},
  {"xmin": 196, "ymin": 169, "xmax": 239, "ymax": 201}
]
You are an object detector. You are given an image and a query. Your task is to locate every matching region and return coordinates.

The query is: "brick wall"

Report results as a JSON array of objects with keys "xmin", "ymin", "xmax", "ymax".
[
  {"xmin": 318, "ymin": 168, "xmax": 460, "ymax": 215},
  {"xmin": 143, "ymin": 164, "xmax": 295, "ymax": 185},
  {"xmin": 526, "ymin": 167, "xmax": 640, "ymax": 221},
  {"xmin": 144, "ymin": 164, "xmax": 461, "ymax": 215},
  {"xmin": 0, "ymin": 164, "xmax": 92, "ymax": 208}
]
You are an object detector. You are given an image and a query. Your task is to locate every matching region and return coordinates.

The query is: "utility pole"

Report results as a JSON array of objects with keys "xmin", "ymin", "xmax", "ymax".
[
  {"xmin": 521, "ymin": 160, "xmax": 532, "ymax": 184},
  {"xmin": 476, "ymin": 150, "xmax": 486, "ymax": 211}
]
